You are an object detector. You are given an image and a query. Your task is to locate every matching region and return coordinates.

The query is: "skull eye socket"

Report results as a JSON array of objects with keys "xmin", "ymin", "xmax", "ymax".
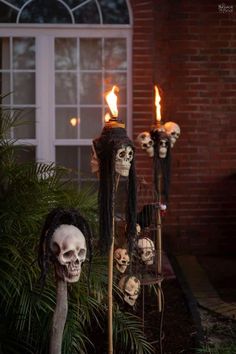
[
  {"xmin": 128, "ymin": 150, "xmax": 133, "ymax": 157},
  {"xmin": 115, "ymin": 252, "xmax": 121, "ymax": 260},
  {"xmin": 119, "ymin": 150, "xmax": 126, "ymax": 158},
  {"xmin": 171, "ymin": 132, "xmax": 176, "ymax": 136},
  {"xmin": 78, "ymin": 249, "xmax": 86, "ymax": 258},
  {"xmin": 63, "ymin": 250, "xmax": 74, "ymax": 259},
  {"xmin": 145, "ymin": 251, "xmax": 151, "ymax": 256}
]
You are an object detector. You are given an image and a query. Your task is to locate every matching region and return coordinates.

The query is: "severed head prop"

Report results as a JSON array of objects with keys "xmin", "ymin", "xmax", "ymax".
[
  {"xmin": 150, "ymin": 129, "xmax": 171, "ymax": 202},
  {"xmin": 164, "ymin": 121, "xmax": 180, "ymax": 148},
  {"xmin": 118, "ymin": 275, "xmax": 141, "ymax": 306},
  {"xmin": 92, "ymin": 125, "xmax": 137, "ymax": 254},
  {"xmin": 38, "ymin": 208, "xmax": 92, "ymax": 284}
]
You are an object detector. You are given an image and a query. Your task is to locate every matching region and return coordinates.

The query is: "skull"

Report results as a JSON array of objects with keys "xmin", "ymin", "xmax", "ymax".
[
  {"xmin": 159, "ymin": 137, "xmax": 169, "ymax": 159},
  {"xmin": 114, "ymin": 248, "xmax": 130, "ymax": 273},
  {"xmin": 137, "ymin": 237, "xmax": 155, "ymax": 265},
  {"xmin": 90, "ymin": 144, "xmax": 99, "ymax": 174},
  {"xmin": 164, "ymin": 121, "xmax": 181, "ymax": 148},
  {"xmin": 50, "ymin": 224, "xmax": 87, "ymax": 283},
  {"xmin": 136, "ymin": 132, "xmax": 154, "ymax": 157},
  {"xmin": 118, "ymin": 275, "xmax": 141, "ymax": 306},
  {"xmin": 115, "ymin": 145, "xmax": 134, "ymax": 177}
]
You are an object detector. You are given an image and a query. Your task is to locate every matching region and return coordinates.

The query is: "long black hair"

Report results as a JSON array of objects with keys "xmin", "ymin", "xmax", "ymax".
[{"xmin": 93, "ymin": 125, "xmax": 137, "ymax": 254}]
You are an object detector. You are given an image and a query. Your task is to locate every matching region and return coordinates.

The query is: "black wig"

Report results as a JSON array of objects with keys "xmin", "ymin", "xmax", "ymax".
[{"xmin": 93, "ymin": 125, "xmax": 137, "ymax": 254}]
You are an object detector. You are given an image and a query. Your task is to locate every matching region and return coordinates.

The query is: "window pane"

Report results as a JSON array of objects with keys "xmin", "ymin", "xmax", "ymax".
[
  {"xmin": 13, "ymin": 38, "xmax": 35, "ymax": 70},
  {"xmin": 55, "ymin": 107, "xmax": 78, "ymax": 139},
  {"xmin": 15, "ymin": 146, "xmax": 36, "ymax": 163},
  {"xmin": 80, "ymin": 107, "xmax": 102, "ymax": 139},
  {"xmin": 80, "ymin": 38, "xmax": 102, "ymax": 70},
  {"xmin": 99, "ymin": 0, "xmax": 129, "ymax": 24},
  {"xmin": 73, "ymin": 2, "xmax": 100, "ymax": 24},
  {"xmin": 56, "ymin": 146, "xmax": 78, "ymax": 178},
  {"xmin": 55, "ymin": 146, "xmax": 94, "ymax": 179},
  {"xmin": 0, "ymin": 73, "xmax": 10, "ymax": 103},
  {"xmin": 104, "ymin": 73, "xmax": 127, "ymax": 105},
  {"xmin": 80, "ymin": 73, "xmax": 102, "ymax": 104},
  {"xmin": 13, "ymin": 108, "xmax": 35, "ymax": 139},
  {"xmin": 19, "ymin": 0, "xmax": 72, "ymax": 23},
  {"xmin": 115, "ymin": 107, "xmax": 127, "ymax": 126},
  {"xmin": 0, "ymin": 38, "xmax": 10, "ymax": 70},
  {"xmin": 13, "ymin": 73, "xmax": 35, "ymax": 104},
  {"xmin": 104, "ymin": 39, "xmax": 127, "ymax": 70},
  {"xmin": 55, "ymin": 73, "xmax": 77, "ymax": 104},
  {"xmin": 0, "ymin": 3, "xmax": 17, "ymax": 23},
  {"xmin": 55, "ymin": 38, "xmax": 77, "ymax": 70},
  {"xmin": 80, "ymin": 146, "xmax": 94, "ymax": 177}
]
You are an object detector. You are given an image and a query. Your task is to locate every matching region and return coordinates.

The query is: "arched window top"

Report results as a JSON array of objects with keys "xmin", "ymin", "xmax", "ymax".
[{"xmin": 0, "ymin": 0, "xmax": 130, "ymax": 24}]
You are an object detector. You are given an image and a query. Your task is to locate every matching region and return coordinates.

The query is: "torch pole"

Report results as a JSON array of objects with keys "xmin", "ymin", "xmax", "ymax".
[
  {"xmin": 108, "ymin": 174, "xmax": 120, "ymax": 354},
  {"xmin": 156, "ymin": 173, "xmax": 162, "ymax": 312},
  {"xmin": 50, "ymin": 278, "xmax": 68, "ymax": 354}
]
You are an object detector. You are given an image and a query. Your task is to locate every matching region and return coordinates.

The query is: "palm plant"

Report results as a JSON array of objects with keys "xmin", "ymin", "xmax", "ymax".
[{"xmin": 0, "ymin": 101, "xmax": 154, "ymax": 354}]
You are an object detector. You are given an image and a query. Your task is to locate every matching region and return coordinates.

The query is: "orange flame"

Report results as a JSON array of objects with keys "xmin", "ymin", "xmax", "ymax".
[
  {"xmin": 105, "ymin": 85, "xmax": 119, "ymax": 118},
  {"xmin": 154, "ymin": 85, "xmax": 161, "ymax": 122},
  {"xmin": 104, "ymin": 112, "xmax": 111, "ymax": 123}
]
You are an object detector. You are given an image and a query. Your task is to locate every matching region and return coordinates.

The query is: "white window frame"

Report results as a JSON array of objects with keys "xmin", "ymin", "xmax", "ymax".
[{"xmin": 0, "ymin": 24, "xmax": 132, "ymax": 166}]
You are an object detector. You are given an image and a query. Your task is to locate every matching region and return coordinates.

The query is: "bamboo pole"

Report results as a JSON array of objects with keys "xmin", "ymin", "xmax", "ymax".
[
  {"xmin": 108, "ymin": 174, "xmax": 120, "ymax": 354},
  {"xmin": 156, "ymin": 173, "xmax": 162, "ymax": 312},
  {"xmin": 50, "ymin": 278, "xmax": 68, "ymax": 354}
]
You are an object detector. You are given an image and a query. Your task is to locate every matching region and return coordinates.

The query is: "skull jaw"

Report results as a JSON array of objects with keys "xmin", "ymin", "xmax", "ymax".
[
  {"xmin": 142, "ymin": 257, "xmax": 154, "ymax": 265},
  {"xmin": 170, "ymin": 137, "xmax": 177, "ymax": 148},
  {"xmin": 124, "ymin": 294, "xmax": 138, "ymax": 306},
  {"xmin": 55, "ymin": 262, "xmax": 82, "ymax": 283},
  {"xmin": 115, "ymin": 162, "xmax": 131, "ymax": 177},
  {"xmin": 159, "ymin": 148, "xmax": 167, "ymax": 159},
  {"xmin": 116, "ymin": 263, "xmax": 128, "ymax": 273},
  {"xmin": 145, "ymin": 147, "xmax": 154, "ymax": 157}
]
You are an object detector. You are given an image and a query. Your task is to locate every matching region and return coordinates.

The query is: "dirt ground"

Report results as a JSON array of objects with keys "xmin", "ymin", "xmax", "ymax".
[{"xmin": 140, "ymin": 278, "xmax": 198, "ymax": 354}]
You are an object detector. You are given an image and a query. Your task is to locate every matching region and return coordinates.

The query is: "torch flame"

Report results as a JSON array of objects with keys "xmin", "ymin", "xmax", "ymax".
[
  {"xmin": 154, "ymin": 85, "xmax": 161, "ymax": 122},
  {"xmin": 104, "ymin": 112, "xmax": 111, "ymax": 123},
  {"xmin": 105, "ymin": 85, "xmax": 119, "ymax": 118}
]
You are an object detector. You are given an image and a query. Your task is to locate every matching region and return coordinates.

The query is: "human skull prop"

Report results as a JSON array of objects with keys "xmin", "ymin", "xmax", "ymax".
[
  {"xmin": 50, "ymin": 224, "xmax": 87, "ymax": 283},
  {"xmin": 118, "ymin": 275, "xmax": 141, "ymax": 306},
  {"xmin": 159, "ymin": 137, "xmax": 169, "ymax": 159},
  {"xmin": 115, "ymin": 145, "xmax": 134, "ymax": 177},
  {"xmin": 136, "ymin": 132, "xmax": 154, "ymax": 157},
  {"xmin": 114, "ymin": 248, "xmax": 130, "ymax": 273},
  {"xmin": 90, "ymin": 144, "xmax": 99, "ymax": 174},
  {"xmin": 164, "ymin": 121, "xmax": 181, "ymax": 148},
  {"xmin": 137, "ymin": 237, "xmax": 155, "ymax": 265}
]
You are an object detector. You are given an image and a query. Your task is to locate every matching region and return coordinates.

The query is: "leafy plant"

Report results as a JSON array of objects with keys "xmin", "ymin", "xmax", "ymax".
[
  {"xmin": 197, "ymin": 343, "xmax": 236, "ymax": 354},
  {"xmin": 0, "ymin": 101, "xmax": 154, "ymax": 354}
]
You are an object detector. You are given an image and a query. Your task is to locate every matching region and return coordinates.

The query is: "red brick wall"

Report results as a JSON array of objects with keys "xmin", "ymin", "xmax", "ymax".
[{"xmin": 131, "ymin": 0, "xmax": 236, "ymax": 255}]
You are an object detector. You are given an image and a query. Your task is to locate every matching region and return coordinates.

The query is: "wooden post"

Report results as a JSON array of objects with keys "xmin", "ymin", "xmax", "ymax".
[
  {"xmin": 108, "ymin": 228, "xmax": 115, "ymax": 354},
  {"xmin": 108, "ymin": 174, "xmax": 120, "ymax": 354},
  {"xmin": 50, "ymin": 279, "xmax": 68, "ymax": 354},
  {"xmin": 156, "ymin": 173, "xmax": 162, "ymax": 312}
]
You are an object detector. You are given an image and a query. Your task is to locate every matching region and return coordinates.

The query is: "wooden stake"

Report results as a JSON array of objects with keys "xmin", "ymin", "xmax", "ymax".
[
  {"xmin": 50, "ymin": 278, "xmax": 68, "ymax": 354},
  {"xmin": 108, "ymin": 174, "xmax": 120, "ymax": 354},
  {"xmin": 156, "ymin": 173, "xmax": 162, "ymax": 312}
]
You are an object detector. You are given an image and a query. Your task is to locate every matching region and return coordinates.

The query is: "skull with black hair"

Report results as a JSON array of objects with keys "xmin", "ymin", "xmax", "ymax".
[
  {"xmin": 92, "ymin": 125, "xmax": 137, "ymax": 254},
  {"xmin": 38, "ymin": 208, "xmax": 92, "ymax": 284}
]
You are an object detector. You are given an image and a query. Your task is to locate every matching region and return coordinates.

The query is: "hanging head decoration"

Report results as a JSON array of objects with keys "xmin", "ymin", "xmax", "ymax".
[
  {"xmin": 92, "ymin": 86, "xmax": 137, "ymax": 254},
  {"xmin": 151, "ymin": 128, "xmax": 171, "ymax": 202},
  {"xmin": 38, "ymin": 207, "xmax": 92, "ymax": 286}
]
